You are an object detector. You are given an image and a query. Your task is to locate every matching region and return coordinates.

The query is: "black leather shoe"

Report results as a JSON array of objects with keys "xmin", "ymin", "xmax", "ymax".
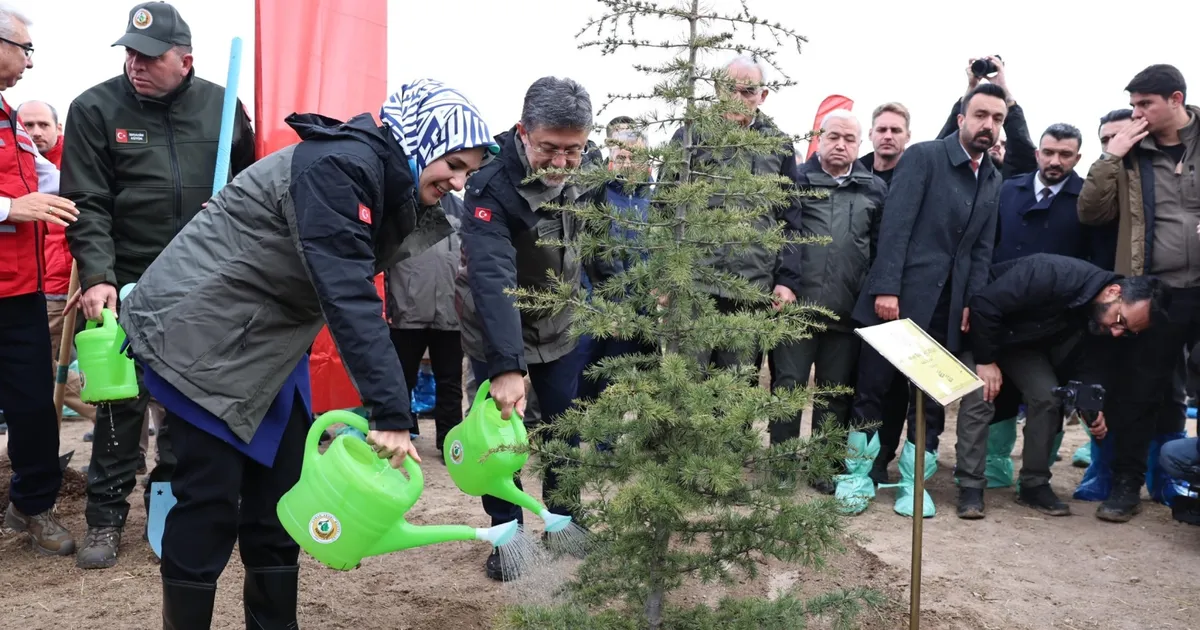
[
  {"xmin": 162, "ymin": 578, "xmax": 216, "ymax": 630},
  {"xmin": 244, "ymin": 566, "xmax": 299, "ymax": 629},
  {"xmin": 485, "ymin": 548, "xmax": 514, "ymax": 582},
  {"xmin": 1016, "ymin": 484, "xmax": 1071, "ymax": 516},
  {"xmin": 957, "ymin": 487, "xmax": 985, "ymax": 519},
  {"xmin": 809, "ymin": 478, "xmax": 837, "ymax": 496}
]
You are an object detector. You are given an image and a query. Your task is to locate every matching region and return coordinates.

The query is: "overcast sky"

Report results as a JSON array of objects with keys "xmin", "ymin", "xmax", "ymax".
[{"xmin": 15, "ymin": 0, "xmax": 1200, "ymax": 162}]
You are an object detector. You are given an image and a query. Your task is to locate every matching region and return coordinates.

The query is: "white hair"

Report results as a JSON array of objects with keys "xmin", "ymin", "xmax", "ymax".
[
  {"xmin": 725, "ymin": 55, "xmax": 768, "ymax": 85},
  {"xmin": 0, "ymin": 3, "xmax": 31, "ymax": 40},
  {"xmin": 820, "ymin": 109, "xmax": 861, "ymax": 135}
]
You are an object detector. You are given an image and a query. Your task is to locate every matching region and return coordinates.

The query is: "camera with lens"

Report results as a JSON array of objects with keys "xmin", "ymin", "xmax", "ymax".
[
  {"xmin": 1052, "ymin": 380, "xmax": 1105, "ymax": 427},
  {"xmin": 971, "ymin": 55, "xmax": 1002, "ymax": 78}
]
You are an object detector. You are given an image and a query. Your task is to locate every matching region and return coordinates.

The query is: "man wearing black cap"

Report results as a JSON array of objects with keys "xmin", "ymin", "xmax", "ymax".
[{"xmin": 61, "ymin": 0, "xmax": 255, "ymax": 570}]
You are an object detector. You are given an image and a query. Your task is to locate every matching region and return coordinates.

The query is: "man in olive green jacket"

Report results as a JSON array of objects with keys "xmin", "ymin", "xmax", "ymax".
[
  {"xmin": 1077, "ymin": 63, "xmax": 1200, "ymax": 523},
  {"xmin": 61, "ymin": 1, "xmax": 254, "ymax": 569},
  {"xmin": 769, "ymin": 111, "xmax": 884, "ymax": 494}
]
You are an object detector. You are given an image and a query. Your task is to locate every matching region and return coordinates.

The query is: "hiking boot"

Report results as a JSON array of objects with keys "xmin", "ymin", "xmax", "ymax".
[
  {"xmin": 4, "ymin": 503, "xmax": 77, "ymax": 555},
  {"xmin": 1016, "ymin": 484, "xmax": 1071, "ymax": 516},
  {"xmin": 485, "ymin": 547, "xmax": 516, "ymax": 582},
  {"xmin": 956, "ymin": 487, "xmax": 985, "ymax": 520},
  {"xmin": 1097, "ymin": 476, "xmax": 1143, "ymax": 523},
  {"xmin": 868, "ymin": 457, "xmax": 891, "ymax": 486},
  {"xmin": 76, "ymin": 526, "xmax": 122, "ymax": 569}
]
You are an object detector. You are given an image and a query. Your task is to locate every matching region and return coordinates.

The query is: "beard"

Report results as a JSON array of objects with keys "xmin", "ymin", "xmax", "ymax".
[
  {"xmin": 968, "ymin": 131, "xmax": 995, "ymax": 154},
  {"xmin": 1087, "ymin": 300, "xmax": 1114, "ymax": 335},
  {"xmin": 1040, "ymin": 167, "xmax": 1067, "ymax": 184}
]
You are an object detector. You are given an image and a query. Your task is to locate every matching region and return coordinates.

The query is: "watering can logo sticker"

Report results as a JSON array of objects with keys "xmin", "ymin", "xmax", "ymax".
[
  {"xmin": 309, "ymin": 512, "xmax": 342, "ymax": 544},
  {"xmin": 449, "ymin": 440, "xmax": 464, "ymax": 465}
]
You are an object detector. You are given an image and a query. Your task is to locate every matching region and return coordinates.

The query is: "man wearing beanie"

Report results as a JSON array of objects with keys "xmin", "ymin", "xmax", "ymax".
[{"xmin": 61, "ymin": 0, "xmax": 256, "ymax": 570}]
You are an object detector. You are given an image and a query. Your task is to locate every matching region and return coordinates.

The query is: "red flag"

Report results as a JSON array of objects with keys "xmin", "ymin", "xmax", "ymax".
[
  {"xmin": 805, "ymin": 94, "xmax": 854, "ymax": 160},
  {"xmin": 256, "ymin": 0, "xmax": 388, "ymax": 414}
]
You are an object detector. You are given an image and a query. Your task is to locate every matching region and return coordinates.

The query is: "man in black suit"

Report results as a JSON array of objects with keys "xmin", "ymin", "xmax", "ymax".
[
  {"xmin": 851, "ymin": 83, "xmax": 1008, "ymax": 518},
  {"xmin": 936, "ymin": 56, "xmax": 1037, "ymax": 180}
]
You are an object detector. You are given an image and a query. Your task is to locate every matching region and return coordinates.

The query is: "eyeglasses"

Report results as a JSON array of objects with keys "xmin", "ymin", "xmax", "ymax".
[
  {"xmin": 733, "ymin": 85, "xmax": 763, "ymax": 98},
  {"xmin": 528, "ymin": 144, "xmax": 584, "ymax": 160},
  {"xmin": 0, "ymin": 37, "xmax": 33, "ymax": 59}
]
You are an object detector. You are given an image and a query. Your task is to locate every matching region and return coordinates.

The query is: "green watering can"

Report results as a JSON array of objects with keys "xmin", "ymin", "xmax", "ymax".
[
  {"xmin": 76, "ymin": 307, "xmax": 138, "ymax": 403},
  {"xmin": 443, "ymin": 380, "xmax": 572, "ymax": 533},
  {"xmin": 277, "ymin": 410, "xmax": 518, "ymax": 571}
]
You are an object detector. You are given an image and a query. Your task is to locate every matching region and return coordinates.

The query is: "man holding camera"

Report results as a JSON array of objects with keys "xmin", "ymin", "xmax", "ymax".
[
  {"xmin": 969, "ymin": 253, "xmax": 1168, "ymax": 516},
  {"xmin": 937, "ymin": 56, "xmax": 1036, "ymax": 180}
]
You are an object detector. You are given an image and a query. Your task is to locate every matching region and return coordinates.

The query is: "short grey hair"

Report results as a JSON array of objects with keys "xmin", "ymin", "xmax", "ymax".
[
  {"xmin": 820, "ymin": 109, "xmax": 861, "ymax": 135},
  {"xmin": 0, "ymin": 3, "xmax": 32, "ymax": 40},
  {"xmin": 17, "ymin": 100, "xmax": 57, "ymax": 123},
  {"xmin": 520, "ymin": 77, "xmax": 593, "ymax": 132},
  {"xmin": 725, "ymin": 55, "xmax": 768, "ymax": 85}
]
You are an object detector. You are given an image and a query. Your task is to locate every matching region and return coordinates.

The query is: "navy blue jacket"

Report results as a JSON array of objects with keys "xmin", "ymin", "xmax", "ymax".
[{"xmin": 993, "ymin": 171, "xmax": 1118, "ymax": 270}]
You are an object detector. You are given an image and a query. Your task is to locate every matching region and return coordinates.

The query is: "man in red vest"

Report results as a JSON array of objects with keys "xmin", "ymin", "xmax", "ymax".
[
  {"xmin": 0, "ymin": 5, "xmax": 81, "ymax": 556},
  {"xmin": 17, "ymin": 100, "xmax": 96, "ymax": 426}
]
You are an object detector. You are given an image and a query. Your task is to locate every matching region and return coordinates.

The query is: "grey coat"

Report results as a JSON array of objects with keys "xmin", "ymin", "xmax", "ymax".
[
  {"xmin": 121, "ymin": 113, "xmax": 450, "ymax": 440},
  {"xmin": 386, "ymin": 193, "xmax": 463, "ymax": 331},
  {"xmin": 852, "ymin": 134, "xmax": 1002, "ymax": 352}
]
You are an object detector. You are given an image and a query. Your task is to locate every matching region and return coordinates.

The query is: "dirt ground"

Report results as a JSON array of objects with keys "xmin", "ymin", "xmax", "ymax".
[{"xmin": 3, "ymin": 406, "xmax": 1199, "ymax": 630}]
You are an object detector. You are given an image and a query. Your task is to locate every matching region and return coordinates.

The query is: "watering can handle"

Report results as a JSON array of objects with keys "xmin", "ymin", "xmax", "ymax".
[
  {"xmin": 85, "ymin": 307, "xmax": 119, "ymax": 331},
  {"xmin": 307, "ymin": 410, "xmax": 370, "ymax": 461},
  {"xmin": 471, "ymin": 378, "xmax": 524, "ymax": 429}
]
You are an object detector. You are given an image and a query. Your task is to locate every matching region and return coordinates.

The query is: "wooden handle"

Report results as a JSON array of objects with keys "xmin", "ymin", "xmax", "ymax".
[{"xmin": 53, "ymin": 263, "xmax": 80, "ymax": 429}]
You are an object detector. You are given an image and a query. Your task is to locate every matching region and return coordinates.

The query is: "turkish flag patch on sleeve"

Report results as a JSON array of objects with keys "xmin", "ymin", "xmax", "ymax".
[
  {"xmin": 357, "ymin": 203, "xmax": 372, "ymax": 224},
  {"xmin": 474, "ymin": 207, "xmax": 493, "ymax": 222}
]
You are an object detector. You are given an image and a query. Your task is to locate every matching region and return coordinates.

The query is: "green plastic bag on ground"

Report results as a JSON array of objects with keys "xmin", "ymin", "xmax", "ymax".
[
  {"xmin": 880, "ymin": 441, "xmax": 937, "ymax": 518},
  {"xmin": 985, "ymin": 417, "xmax": 1018, "ymax": 489},
  {"xmin": 1071, "ymin": 442, "xmax": 1092, "ymax": 467},
  {"xmin": 835, "ymin": 431, "xmax": 880, "ymax": 515}
]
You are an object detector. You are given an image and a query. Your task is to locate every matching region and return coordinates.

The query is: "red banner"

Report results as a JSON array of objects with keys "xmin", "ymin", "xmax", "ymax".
[
  {"xmin": 255, "ymin": 0, "xmax": 388, "ymax": 413},
  {"xmin": 805, "ymin": 94, "xmax": 854, "ymax": 159}
]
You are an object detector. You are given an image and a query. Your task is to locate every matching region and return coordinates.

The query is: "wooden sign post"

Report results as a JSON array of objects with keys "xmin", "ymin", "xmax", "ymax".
[{"xmin": 855, "ymin": 319, "xmax": 984, "ymax": 630}]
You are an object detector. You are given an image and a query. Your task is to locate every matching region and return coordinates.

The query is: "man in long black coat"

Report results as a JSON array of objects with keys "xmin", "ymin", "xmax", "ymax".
[{"xmin": 851, "ymin": 83, "xmax": 1008, "ymax": 518}]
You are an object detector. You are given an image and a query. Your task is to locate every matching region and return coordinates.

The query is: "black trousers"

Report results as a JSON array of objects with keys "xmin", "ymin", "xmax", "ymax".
[
  {"xmin": 390, "ymin": 328, "xmax": 463, "ymax": 450},
  {"xmin": 85, "ymin": 364, "xmax": 176, "ymax": 528},
  {"xmin": 0, "ymin": 292, "xmax": 61, "ymax": 516},
  {"xmin": 699, "ymin": 297, "xmax": 763, "ymax": 371},
  {"xmin": 854, "ymin": 304, "xmax": 953, "ymax": 453},
  {"xmin": 1108, "ymin": 286, "xmax": 1200, "ymax": 481},
  {"xmin": 160, "ymin": 393, "xmax": 307, "ymax": 584},
  {"xmin": 470, "ymin": 355, "xmax": 580, "ymax": 526},
  {"xmin": 768, "ymin": 329, "xmax": 860, "ymax": 443}
]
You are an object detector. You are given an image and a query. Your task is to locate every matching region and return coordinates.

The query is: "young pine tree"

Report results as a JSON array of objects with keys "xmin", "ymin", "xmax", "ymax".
[{"xmin": 502, "ymin": 1, "xmax": 882, "ymax": 628}]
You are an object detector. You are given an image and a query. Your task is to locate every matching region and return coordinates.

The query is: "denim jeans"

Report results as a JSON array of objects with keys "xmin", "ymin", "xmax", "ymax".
[{"xmin": 1159, "ymin": 437, "xmax": 1200, "ymax": 484}]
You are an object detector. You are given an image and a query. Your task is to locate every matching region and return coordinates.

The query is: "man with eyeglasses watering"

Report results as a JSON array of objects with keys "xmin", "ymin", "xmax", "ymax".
[
  {"xmin": 968, "ymin": 253, "xmax": 1169, "ymax": 516},
  {"xmin": 456, "ymin": 76, "xmax": 605, "ymax": 581}
]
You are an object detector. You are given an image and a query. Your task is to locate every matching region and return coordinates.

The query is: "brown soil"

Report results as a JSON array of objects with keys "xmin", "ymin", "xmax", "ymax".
[{"xmin": 2, "ymin": 405, "xmax": 1198, "ymax": 629}]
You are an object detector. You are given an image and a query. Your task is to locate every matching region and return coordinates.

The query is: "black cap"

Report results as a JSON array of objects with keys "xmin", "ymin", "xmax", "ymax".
[{"xmin": 112, "ymin": 2, "xmax": 192, "ymax": 58}]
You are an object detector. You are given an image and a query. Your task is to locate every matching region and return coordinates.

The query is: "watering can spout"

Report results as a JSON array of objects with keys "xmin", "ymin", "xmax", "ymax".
[
  {"xmin": 488, "ymin": 477, "xmax": 546, "ymax": 515},
  {"xmin": 368, "ymin": 519, "xmax": 520, "ymax": 556}
]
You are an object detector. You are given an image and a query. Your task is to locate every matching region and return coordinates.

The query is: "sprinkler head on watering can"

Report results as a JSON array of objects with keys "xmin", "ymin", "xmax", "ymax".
[
  {"xmin": 444, "ymin": 379, "xmax": 573, "ymax": 533},
  {"xmin": 277, "ymin": 410, "xmax": 519, "ymax": 571}
]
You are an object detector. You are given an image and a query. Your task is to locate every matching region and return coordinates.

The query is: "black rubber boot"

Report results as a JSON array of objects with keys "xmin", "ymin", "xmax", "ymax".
[
  {"xmin": 162, "ymin": 577, "xmax": 216, "ymax": 630},
  {"xmin": 1097, "ymin": 475, "xmax": 1144, "ymax": 523},
  {"xmin": 956, "ymin": 487, "xmax": 985, "ymax": 520},
  {"xmin": 244, "ymin": 566, "xmax": 300, "ymax": 629},
  {"xmin": 868, "ymin": 456, "xmax": 891, "ymax": 486}
]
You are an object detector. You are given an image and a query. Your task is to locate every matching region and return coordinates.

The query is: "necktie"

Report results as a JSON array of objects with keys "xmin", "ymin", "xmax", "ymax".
[
  {"xmin": 1040, "ymin": 188, "xmax": 1053, "ymax": 202},
  {"xmin": 970, "ymin": 158, "xmax": 980, "ymax": 174}
]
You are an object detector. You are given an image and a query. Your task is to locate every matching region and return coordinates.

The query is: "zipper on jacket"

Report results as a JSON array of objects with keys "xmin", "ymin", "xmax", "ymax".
[{"xmin": 164, "ymin": 110, "xmax": 183, "ymax": 234}]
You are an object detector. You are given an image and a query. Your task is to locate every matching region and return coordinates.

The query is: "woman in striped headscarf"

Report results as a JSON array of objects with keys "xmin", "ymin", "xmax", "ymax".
[{"xmin": 118, "ymin": 79, "xmax": 496, "ymax": 629}]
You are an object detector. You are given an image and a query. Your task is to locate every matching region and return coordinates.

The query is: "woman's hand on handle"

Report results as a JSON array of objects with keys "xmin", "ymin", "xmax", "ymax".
[{"xmin": 368, "ymin": 429, "xmax": 421, "ymax": 468}]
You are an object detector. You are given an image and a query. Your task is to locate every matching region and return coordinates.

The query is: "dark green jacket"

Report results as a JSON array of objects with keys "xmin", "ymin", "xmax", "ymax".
[
  {"xmin": 62, "ymin": 70, "xmax": 255, "ymax": 291},
  {"xmin": 669, "ymin": 114, "xmax": 803, "ymax": 298},
  {"xmin": 785, "ymin": 155, "xmax": 886, "ymax": 330}
]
